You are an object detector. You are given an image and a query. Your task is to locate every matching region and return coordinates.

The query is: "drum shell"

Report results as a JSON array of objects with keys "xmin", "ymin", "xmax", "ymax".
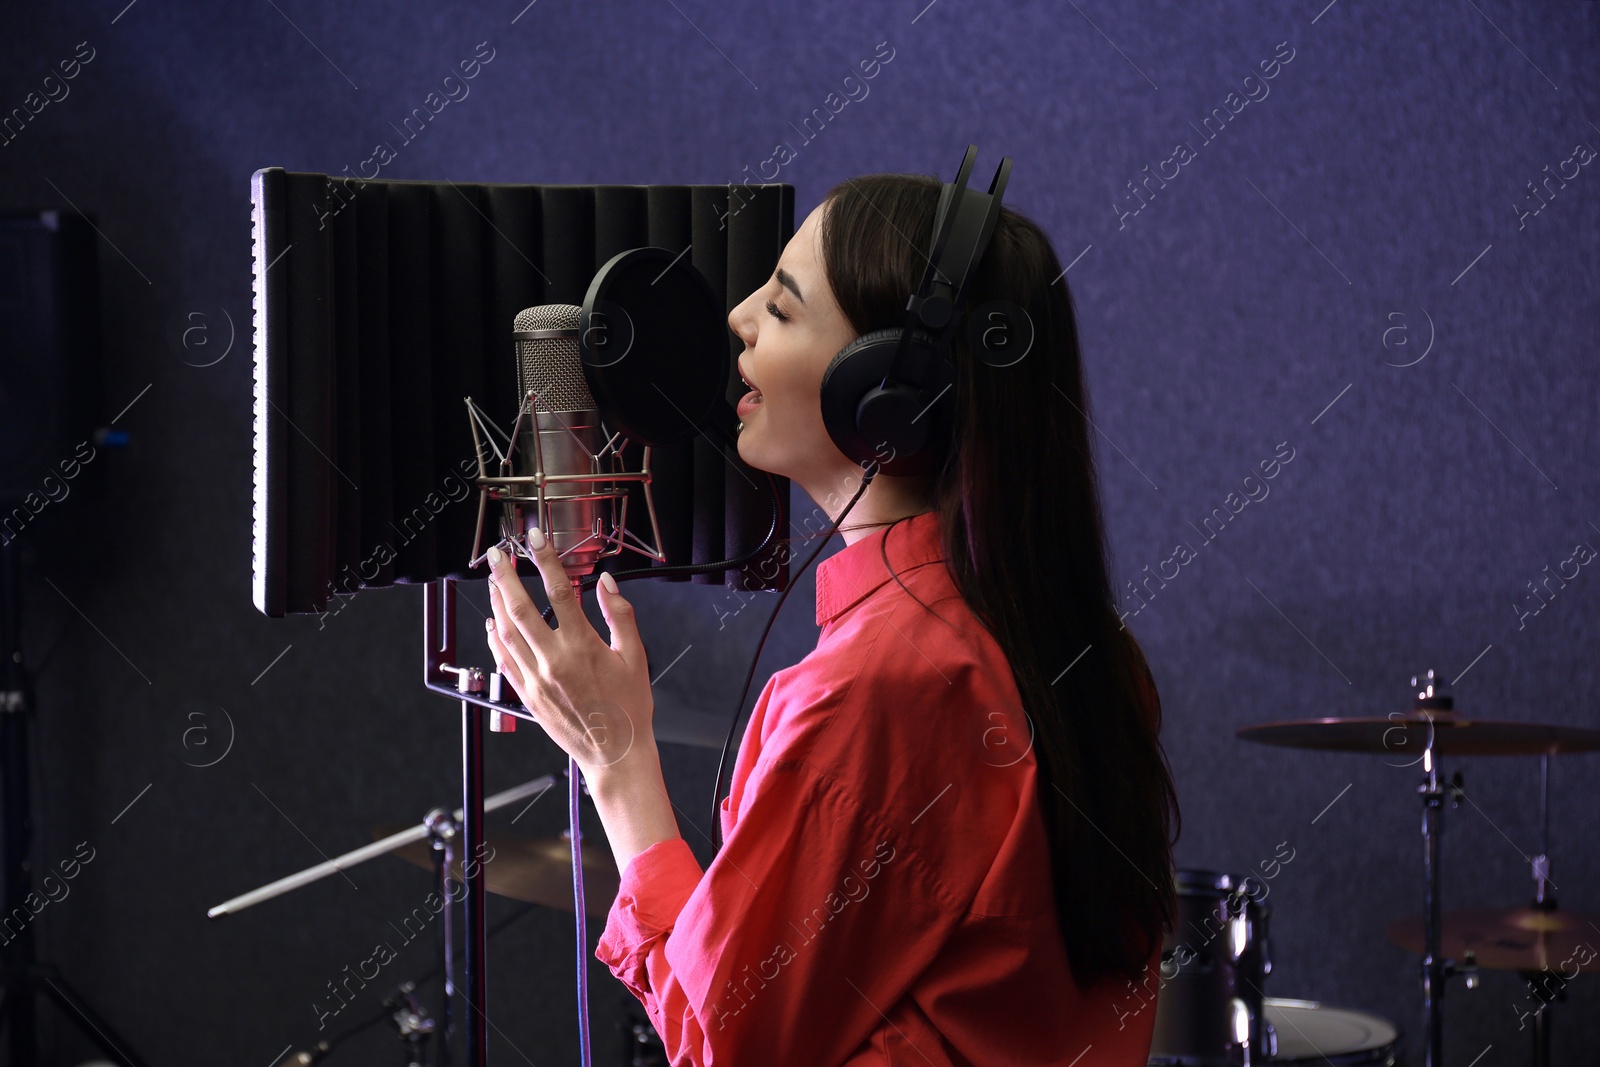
[{"xmin": 1148, "ymin": 870, "xmax": 1271, "ymax": 1066}]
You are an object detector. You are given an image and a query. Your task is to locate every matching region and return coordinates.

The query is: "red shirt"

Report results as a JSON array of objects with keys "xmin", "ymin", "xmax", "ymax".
[{"xmin": 596, "ymin": 510, "xmax": 1161, "ymax": 1065}]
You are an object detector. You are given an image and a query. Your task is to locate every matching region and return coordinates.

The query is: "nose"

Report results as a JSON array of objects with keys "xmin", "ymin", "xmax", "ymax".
[{"xmin": 728, "ymin": 290, "xmax": 757, "ymax": 348}]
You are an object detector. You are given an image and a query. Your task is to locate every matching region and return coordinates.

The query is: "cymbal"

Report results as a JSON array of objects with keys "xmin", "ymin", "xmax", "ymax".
[
  {"xmin": 378, "ymin": 825, "xmax": 621, "ymax": 917},
  {"xmin": 1387, "ymin": 908, "xmax": 1600, "ymax": 973},
  {"xmin": 1236, "ymin": 715, "xmax": 1600, "ymax": 757}
]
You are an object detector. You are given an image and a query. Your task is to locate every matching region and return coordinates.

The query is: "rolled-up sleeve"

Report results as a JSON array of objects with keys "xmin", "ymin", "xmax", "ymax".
[
  {"xmin": 594, "ymin": 755, "xmax": 959, "ymax": 1066},
  {"xmin": 597, "ymin": 836, "xmax": 704, "ymax": 1000}
]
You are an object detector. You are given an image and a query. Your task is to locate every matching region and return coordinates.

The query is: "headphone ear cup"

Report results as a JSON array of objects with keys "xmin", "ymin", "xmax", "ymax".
[
  {"xmin": 823, "ymin": 327, "xmax": 903, "ymax": 382},
  {"xmin": 820, "ymin": 328, "xmax": 904, "ymax": 467}
]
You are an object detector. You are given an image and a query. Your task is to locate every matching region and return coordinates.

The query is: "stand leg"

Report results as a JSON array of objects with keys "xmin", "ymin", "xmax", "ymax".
[
  {"xmin": 38, "ymin": 969, "xmax": 152, "ymax": 1067},
  {"xmin": 1, "ymin": 538, "xmax": 37, "ymax": 1066},
  {"xmin": 2, "ymin": 540, "xmax": 151, "ymax": 1067},
  {"xmin": 462, "ymin": 700, "xmax": 487, "ymax": 1067},
  {"xmin": 435, "ymin": 823, "xmax": 456, "ymax": 1067},
  {"xmin": 1420, "ymin": 752, "xmax": 1445, "ymax": 1067},
  {"xmin": 2, "ymin": 708, "xmax": 37, "ymax": 1066}
]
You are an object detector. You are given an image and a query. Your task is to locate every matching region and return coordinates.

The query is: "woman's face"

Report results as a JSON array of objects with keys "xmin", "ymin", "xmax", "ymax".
[{"xmin": 728, "ymin": 200, "xmax": 861, "ymax": 501}]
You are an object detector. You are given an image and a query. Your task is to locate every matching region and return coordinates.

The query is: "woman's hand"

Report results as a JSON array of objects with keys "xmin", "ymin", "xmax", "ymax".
[{"xmin": 484, "ymin": 529, "xmax": 654, "ymax": 783}]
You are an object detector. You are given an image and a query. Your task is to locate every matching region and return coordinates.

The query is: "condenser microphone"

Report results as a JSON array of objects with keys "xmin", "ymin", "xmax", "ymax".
[{"xmin": 509, "ymin": 303, "xmax": 611, "ymax": 578}]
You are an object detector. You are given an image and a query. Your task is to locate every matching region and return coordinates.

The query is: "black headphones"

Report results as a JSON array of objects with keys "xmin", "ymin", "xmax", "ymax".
[{"xmin": 818, "ymin": 145, "xmax": 1013, "ymax": 478}]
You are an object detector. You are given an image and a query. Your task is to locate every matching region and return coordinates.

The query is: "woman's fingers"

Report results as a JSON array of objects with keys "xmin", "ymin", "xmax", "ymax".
[
  {"xmin": 485, "ymin": 618, "xmax": 525, "ymax": 692},
  {"xmin": 487, "ymin": 545, "xmax": 553, "ymax": 652},
  {"xmin": 595, "ymin": 571, "xmax": 646, "ymax": 674},
  {"xmin": 487, "ymin": 572, "xmax": 544, "ymax": 686},
  {"xmin": 519, "ymin": 526, "xmax": 589, "ymax": 634}
]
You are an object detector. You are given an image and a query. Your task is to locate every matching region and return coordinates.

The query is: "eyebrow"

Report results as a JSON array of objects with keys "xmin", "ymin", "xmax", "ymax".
[{"xmin": 776, "ymin": 268, "xmax": 806, "ymax": 305}]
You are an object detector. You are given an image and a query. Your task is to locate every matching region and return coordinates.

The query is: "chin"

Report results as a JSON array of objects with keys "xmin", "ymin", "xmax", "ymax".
[{"xmin": 735, "ymin": 431, "xmax": 775, "ymax": 477}]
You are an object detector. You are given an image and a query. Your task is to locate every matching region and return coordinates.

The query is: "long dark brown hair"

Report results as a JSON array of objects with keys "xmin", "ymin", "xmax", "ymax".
[{"xmin": 818, "ymin": 172, "xmax": 1180, "ymax": 989}]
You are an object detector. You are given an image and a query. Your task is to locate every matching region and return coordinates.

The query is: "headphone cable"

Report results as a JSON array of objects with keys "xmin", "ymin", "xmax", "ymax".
[{"xmin": 708, "ymin": 459, "xmax": 879, "ymax": 854}]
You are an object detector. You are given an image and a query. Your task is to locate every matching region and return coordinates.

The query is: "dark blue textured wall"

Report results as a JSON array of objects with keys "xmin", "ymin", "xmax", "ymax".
[{"xmin": 2, "ymin": 1, "xmax": 1597, "ymax": 1064}]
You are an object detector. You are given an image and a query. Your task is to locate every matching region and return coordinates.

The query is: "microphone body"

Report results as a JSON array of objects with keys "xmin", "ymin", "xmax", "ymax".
[{"xmin": 511, "ymin": 304, "xmax": 610, "ymax": 579}]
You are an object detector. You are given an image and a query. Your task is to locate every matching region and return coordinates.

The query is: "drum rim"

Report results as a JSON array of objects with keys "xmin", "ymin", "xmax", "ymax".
[
  {"xmin": 1264, "ymin": 997, "xmax": 1401, "ymax": 1059},
  {"xmin": 1174, "ymin": 868, "xmax": 1240, "ymax": 894}
]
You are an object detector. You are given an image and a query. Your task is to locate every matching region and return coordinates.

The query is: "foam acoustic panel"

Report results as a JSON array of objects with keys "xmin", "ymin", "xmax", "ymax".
[{"xmin": 249, "ymin": 170, "xmax": 793, "ymax": 617}]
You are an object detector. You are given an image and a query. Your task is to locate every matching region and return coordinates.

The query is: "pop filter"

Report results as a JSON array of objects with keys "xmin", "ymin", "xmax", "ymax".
[{"xmin": 579, "ymin": 247, "xmax": 730, "ymax": 448}]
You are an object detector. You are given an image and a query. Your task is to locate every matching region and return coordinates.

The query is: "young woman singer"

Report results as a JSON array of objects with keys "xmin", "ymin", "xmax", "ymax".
[{"xmin": 482, "ymin": 171, "xmax": 1181, "ymax": 1066}]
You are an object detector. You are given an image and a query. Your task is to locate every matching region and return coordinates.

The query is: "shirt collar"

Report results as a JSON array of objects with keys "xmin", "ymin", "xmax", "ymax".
[{"xmin": 814, "ymin": 510, "xmax": 946, "ymax": 628}]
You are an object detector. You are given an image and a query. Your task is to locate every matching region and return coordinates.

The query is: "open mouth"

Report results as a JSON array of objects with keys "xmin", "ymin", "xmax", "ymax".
[{"xmin": 737, "ymin": 360, "xmax": 762, "ymax": 398}]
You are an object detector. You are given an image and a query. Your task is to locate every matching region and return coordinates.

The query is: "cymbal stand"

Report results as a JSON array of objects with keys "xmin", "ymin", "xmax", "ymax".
[
  {"xmin": 425, "ymin": 808, "xmax": 461, "ymax": 1067},
  {"xmin": 1412, "ymin": 670, "xmax": 1464, "ymax": 1067},
  {"xmin": 1522, "ymin": 754, "xmax": 1559, "ymax": 1067}
]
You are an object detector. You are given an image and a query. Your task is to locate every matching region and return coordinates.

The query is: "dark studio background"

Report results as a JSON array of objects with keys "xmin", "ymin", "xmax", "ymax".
[{"xmin": 2, "ymin": 1, "xmax": 1598, "ymax": 1064}]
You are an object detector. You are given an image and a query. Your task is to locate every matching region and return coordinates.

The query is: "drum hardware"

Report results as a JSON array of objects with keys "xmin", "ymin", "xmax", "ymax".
[
  {"xmin": 207, "ymin": 775, "xmax": 566, "ymax": 1066},
  {"xmin": 380, "ymin": 824, "xmax": 621, "ymax": 916},
  {"xmin": 207, "ymin": 774, "xmax": 557, "ymax": 917},
  {"xmin": 622, "ymin": 1013, "xmax": 669, "ymax": 1067},
  {"xmin": 280, "ymin": 895, "xmax": 553, "ymax": 1066},
  {"xmin": 1237, "ymin": 669, "xmax": 1600, "ymax": 1067},
  {"xmin": 280, "ymin": 981, "xmax": 437, "ymax": 1066},
  {"xmin": 1385, "ymin": 906, "xmax": 1600, "ymax": 974},
  {"xmin": 1383, "ymin": 753, "xmax": 1595, "ymax": 1067},
  {"xmin": 423, "ymin": 807, "xmax": 461, "ymax": 1061}
]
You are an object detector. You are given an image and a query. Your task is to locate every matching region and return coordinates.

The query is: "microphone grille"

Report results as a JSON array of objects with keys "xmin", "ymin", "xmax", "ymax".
[
  {"xmin": 515, "ymin": 303, "xmax": 583, "ymax": 333},
  {"xmin": 513, "ymin": 304, "xmax": 595, "ymax": 413}
]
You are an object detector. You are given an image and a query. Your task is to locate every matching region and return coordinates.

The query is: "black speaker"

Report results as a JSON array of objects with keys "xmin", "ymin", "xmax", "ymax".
[{"xmin": 0, "ymin": 210, "xmax": 101, "ymax": 531}]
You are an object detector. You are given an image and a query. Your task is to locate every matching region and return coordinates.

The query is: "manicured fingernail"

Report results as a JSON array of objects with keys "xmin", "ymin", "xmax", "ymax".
[
  {"xmin": 599, "ymin": 571, "xmax": 618, "ymax": 594},
  {"xmin": 528, "ymin": 526, "xmax": 546, "ymax": 550},
  {"xmin": 487, "ymin": 545, "xmax": 503, "ymax": 568},
  {"xmin": 485, "ymin": 618, "xmax": 495, "ymax": 631}
]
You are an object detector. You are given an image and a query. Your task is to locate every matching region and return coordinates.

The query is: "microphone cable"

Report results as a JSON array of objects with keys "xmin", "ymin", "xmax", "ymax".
[{"xmin": 708, "ymin": 457, "xmax": 877, "ymax": 854}]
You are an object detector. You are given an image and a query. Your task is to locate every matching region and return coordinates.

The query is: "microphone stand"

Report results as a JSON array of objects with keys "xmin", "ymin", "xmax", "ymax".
[
  {"xmin": 439, "ymin": 393, "xmax": 785, "ymax": 1066},
  {"xmin": 425, "ymin": 580, "xmax": 488, "ymax": 1067},
  {"xmin": 423, "ymin": 579, "xmax": 595, "ymax": 1067}
]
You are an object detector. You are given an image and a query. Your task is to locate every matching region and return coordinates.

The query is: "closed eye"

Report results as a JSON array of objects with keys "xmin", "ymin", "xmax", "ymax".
[{"xmin": 765, "ymin": 299, "xmax": 791, "ymax": 323}]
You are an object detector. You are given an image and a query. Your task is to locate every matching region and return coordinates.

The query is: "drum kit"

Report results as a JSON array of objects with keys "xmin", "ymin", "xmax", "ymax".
[
  {"xmin": 1149, "ymin": 669, "xmax": 1600, "ymax": 1067},
  {"xmin": 203, "ymin": 667, "xmax": 1596, "ymax": 1066}
]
